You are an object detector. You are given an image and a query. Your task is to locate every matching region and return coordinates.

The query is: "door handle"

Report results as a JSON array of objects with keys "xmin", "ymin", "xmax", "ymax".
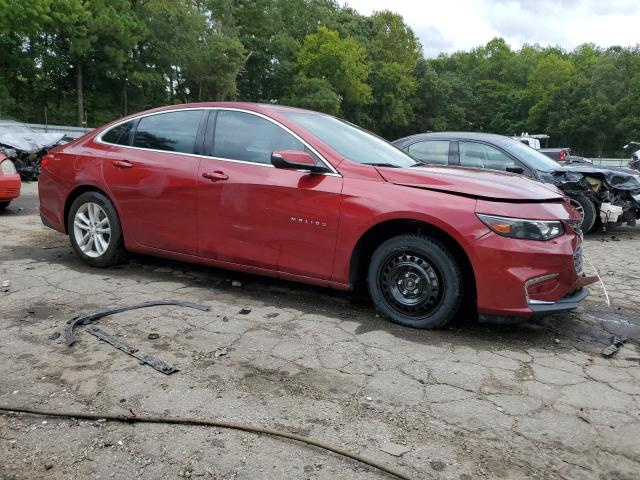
[
  {"xmin": 112, "ymin": 160, "xmax": 133, "ymax": 169},
  {"xmin": 202, "ymin": 171, "xmax": 229, "ymax": 181}
]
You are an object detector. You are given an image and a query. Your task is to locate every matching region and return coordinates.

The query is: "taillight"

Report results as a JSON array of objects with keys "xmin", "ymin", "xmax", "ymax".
[
  {"xmin": 41, "ymin": 154, "xmax": 53, "ymax": 169},
  {"xmin": 559, "ymin": 150, "xmax": 567, "ymax": 160}
]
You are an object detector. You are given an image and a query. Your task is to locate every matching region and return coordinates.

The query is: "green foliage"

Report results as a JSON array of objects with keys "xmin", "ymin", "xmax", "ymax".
[
  {"xmin": 282, "ymin": 75, "xmax": 341, "ymax": 115},
  {"xmin": 297, "ymin": 26, "xmax": 371, "ymax": 109},
  {"xmin": 0, "ymin": 1, "xmax": 639, "ymax": 156}
]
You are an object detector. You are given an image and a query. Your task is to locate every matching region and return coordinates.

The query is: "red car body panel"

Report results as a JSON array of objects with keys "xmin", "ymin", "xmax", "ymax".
[
  {"xmin": 0, "ymin": 155, "xmax": 21, "ymax": 203},
  {"xmin": 38, "ymin": 102, "xmax": 596, "ymax": 318}
]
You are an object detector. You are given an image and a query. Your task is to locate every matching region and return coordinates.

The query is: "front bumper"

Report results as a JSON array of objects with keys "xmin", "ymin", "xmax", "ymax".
[
  {"xmin": 479, "ymin": 287, "xmax": 590, "ymax": 324},
  {"xmin": 527, "ymin": 287, "xmax": 589, "ymax": 315},
  {"xmin": 467, "ymin": 228, "xmax": 596, "ymax": 318}
]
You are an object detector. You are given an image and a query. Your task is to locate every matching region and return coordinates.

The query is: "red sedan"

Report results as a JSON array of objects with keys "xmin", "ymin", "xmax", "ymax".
[
  {"xmin": 38, "ymin": 103, "xmax": 596, "ymax": 328},
  {"xmin": 0, "ymin": 153, "xmax": 21, "ymax": 210}
]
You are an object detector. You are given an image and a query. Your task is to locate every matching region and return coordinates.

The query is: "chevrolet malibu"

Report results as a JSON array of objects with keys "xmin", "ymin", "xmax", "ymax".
[{"xmin": 38, "ymin": 103, "xmax": 596, "ymax": 329}]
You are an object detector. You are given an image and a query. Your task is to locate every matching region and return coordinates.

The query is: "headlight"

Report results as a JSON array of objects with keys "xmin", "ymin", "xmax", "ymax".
[
  {"xmin": 477, "ymin": 214, "xmax": 564, "ymax": 241},
  {"xmin": 0, "ymin": 159, "xmax": 17, "ymax": 175}
]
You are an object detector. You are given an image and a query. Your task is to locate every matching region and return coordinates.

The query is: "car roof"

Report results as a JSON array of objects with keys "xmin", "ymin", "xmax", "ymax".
[
  {"xmin": 0, "ymin": 120, "xmax": 25, "ymax": 126},
  {"xmin": 393, "ymin": 131, "xmax": 510, "ymax": 146},
  {"xmin": 131, "ymin": 102, "xmax": 319, "ymax": 118}
]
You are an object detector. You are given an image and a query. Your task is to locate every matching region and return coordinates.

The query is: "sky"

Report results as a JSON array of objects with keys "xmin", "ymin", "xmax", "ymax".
[{"xmin": 344, "ymin": 0, "xmax": 640, "ymax": 57}]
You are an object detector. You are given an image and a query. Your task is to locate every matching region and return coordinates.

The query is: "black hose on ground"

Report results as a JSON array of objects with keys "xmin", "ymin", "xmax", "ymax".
[{"xmin": 0, "ymin": 405, "xmax": 413, "ymax": 480}]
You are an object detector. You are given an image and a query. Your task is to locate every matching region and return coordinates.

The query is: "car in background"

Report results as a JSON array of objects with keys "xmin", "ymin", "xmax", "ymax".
[
  {"xmin": 38, "ymin": 103, "xmax": 595, "ymax": 329},
  {"xmin": 0, "ymin": 120, "xmax": 66, "ymax": 180},
  {"xmin": 625, "ymin": 141, "xmax": 640, "ymax": 171},
  {"xmin": 512, "ymin": 133, "xmax": 572, "ymax": 162},
  {"xmin": 0, "ymin": 153, "xmax": 21, "ymax": 210},
  {"xmin": 393, "ymin": 132, "xmax": 640, "ymax": 233}
]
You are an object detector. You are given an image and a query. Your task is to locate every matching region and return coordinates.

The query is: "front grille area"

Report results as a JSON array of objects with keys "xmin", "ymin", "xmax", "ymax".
[{"xmin": 574, "ymin": 246, "xmax": 584, "ymax": 274}]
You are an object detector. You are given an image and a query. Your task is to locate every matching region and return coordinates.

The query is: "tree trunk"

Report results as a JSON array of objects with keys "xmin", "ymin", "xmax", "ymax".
[
  {"xmin": 76, "ymin": 61, "xmax": 84, "ymax": 127},
  {"xmin": 169, "ymin": 69, "xmax": 175, "ymax": 103},
  {"xmin": 228, "ymin": 51, "xmax": 253, "ymax": 101},
  {"xmin": 122, "ymin": 80, "xmax": 128, "ymax": 117}
]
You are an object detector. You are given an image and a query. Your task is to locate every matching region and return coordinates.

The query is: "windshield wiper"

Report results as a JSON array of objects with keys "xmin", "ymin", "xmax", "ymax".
[
  {"xmin": 409, "ymin": 160, "xmax": 428, "ymax": 167},
  {"xmin": 363, "ymin": 162, "xmax": 401, "ymax": 168}
]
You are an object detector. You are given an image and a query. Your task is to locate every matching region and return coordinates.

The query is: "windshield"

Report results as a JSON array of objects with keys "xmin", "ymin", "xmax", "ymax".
[
  {"xmin": 0, "ymin": 124, "xmax": 34, "ymax": 134},
  {"xmin": 283, "ymin": 112, "xmax": 420, "ymax": 168},
  {"xmin": 499, "ymin": 138, "xmax": 561, "ymax": 172}
]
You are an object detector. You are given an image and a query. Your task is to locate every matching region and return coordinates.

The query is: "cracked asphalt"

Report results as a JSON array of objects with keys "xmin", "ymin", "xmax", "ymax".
[{"xmin": 1, "ymin": 183, "xmax": 640, "ymax": 480}]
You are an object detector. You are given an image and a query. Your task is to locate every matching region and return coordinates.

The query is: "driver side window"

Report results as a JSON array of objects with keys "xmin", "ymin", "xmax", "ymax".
[{"xmin": 213, "ymin": 110, "xmax": 307, "ymax": 165}]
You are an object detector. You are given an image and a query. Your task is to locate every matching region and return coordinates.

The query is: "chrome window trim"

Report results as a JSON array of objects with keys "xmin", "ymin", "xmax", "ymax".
[{"xmin": 95, "ymin": 107, "xmax": 341, "ymax": 177}]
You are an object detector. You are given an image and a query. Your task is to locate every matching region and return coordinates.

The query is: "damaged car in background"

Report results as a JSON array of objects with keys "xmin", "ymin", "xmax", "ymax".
[
  {"xmin": 0, "ymin": 120, "xmax": 66, "ymax": 180},
  {"xmin": 393, "ymin": 132, "xmax": 640, "ymax": 233},
  {"xmin": 625, "ymin": 141, "xmax": 640, "ymax": 171}
]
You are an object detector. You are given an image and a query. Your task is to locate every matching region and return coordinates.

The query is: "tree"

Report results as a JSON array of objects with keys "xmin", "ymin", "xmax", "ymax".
[
  {"xmin": 282, "ymin": 75, "xmax": 340, "ymax": 115},
  {"xmin": 296, "ymin": 26, "xmax": 371, "ymax": 118},
  {"xmin": 366, "ymin": 10, "xmax": 420, "ymax": 135}
]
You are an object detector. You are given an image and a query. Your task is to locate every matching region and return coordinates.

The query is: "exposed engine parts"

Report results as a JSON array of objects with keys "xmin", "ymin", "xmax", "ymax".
[{"xmin": 541, "ymin": 167, "xmax": 640, "ymax": 232}]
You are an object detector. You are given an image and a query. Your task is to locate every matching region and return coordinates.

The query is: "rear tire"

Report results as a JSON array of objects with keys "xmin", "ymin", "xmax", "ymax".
[
  {"xmin": 568, "ymin": 193, "xmax": 596, "ymax": 233},
  {"xmin": 68, "ymin": 191, "xmax": 126, "ymax": 267},
  {"xmin": 367, "ymin": 235, "xmax": 463, "ymax": 329},
  {"xmin": 0, "ymin": 201, "xmax": 9, "ymax": 210}
]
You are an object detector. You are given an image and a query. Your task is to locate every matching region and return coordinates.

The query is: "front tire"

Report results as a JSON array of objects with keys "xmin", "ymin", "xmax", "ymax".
[
  {"xmin": 367, "ymin": 235, "xmax": 463, "ymax": 329},
  {"xmin": 0, "ymin": 201, "xmax": 9, "ymax": 210},
  {"xmin": 68, "ymin": 191, "xmax": 126, "ymax": 267},
  {"xmin": 568, "ymin": 193, "xmax": 597, "ymax": 233}
]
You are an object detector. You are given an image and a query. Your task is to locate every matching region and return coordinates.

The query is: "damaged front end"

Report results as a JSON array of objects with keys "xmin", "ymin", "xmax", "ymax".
[
  {"xmin": 0, "ymin": 122, "xmax": 65, "ymax": 181},
  {"xmin": 541, "ymin": 167, "xmax": 640, "ymax": 230}
]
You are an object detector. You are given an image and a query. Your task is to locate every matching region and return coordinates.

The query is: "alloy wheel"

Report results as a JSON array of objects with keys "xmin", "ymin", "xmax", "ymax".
[
  {"xmin": 568, "ymin": 198, "xmax": 585, "ymax": 219},
  {"xmin": 73, "ymin": 202, "xmax": 111, "ymax": 258}
]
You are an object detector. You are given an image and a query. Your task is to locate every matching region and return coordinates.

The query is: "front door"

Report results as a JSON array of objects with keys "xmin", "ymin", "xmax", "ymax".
[{"xmin": 197, "ymin": 110, "xmax": 342, "ymax": 280}]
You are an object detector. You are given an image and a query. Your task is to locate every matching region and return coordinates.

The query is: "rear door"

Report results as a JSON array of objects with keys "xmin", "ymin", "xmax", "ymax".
[
  {"xmin": 197, "ymin": 109, "xmax": 342, "ymax": 280},
  {"xmin": 102, "ymin": 109, "xmax": 205, "ymax": 255}
]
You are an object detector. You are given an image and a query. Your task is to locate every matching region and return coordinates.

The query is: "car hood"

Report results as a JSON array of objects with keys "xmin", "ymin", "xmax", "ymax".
[
  {"xmin": 0, "ymin": 132, "xmax": 65, "ymax": 153},
  {"xmin": 549, "ymin": 165, "xmax": 640, "ymax": 192},
  {"xmin": 376, "ymin": 166, "xmax": 564, "ymax": 202}
]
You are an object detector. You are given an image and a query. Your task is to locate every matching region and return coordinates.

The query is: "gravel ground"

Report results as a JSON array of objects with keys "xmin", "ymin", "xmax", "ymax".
[{"xmin": 1, "ymin": 182, "xmax": 639, "ymax": 480}]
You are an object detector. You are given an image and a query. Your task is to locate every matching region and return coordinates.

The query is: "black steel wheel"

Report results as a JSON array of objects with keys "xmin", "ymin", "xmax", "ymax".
[
  {"xmin": 367, "ymin": 234, "xmax": 463, "ymax": 329},
  {"xmin": 379, "ymin": 251, "xmax": 443, "ymax": 317}
]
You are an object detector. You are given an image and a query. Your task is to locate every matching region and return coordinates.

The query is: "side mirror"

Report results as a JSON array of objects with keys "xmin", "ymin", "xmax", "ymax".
[
  {"xmin": 271, "ymin": 150, "xmax": 327, "ymax": 173},
  {"xmin": 506, "ymin": 166, "xmax": 524, "ymax": 174}
]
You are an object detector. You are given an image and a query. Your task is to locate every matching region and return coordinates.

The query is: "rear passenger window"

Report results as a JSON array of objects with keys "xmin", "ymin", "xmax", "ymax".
[
  {"xmin": 133, "ymin": 110, "xmax": 203, "ymax": 154},
  {"xmin": 407, "ymin": 141, "xmax": 449, "ymax": 165},
  {"xmin": 102, "ymin": 121, "xmax": 134, "ymax": 146},
  {"xmin": 213, "ymin": 110, "xmax": 305, "ymax": 164}
]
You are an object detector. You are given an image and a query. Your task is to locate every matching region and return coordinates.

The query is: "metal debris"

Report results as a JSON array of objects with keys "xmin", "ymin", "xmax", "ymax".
[
  {"xmin": 213, "ymin": 347, "xmax": 228, "ymax": 358},
  {"xmin": 87, "ymin": 326, "xmax": 178, "ymax": 375},
  {"xmin": 65, "ymin": 300, "xmax": 210, "ymax": 346},
  {"xmin": 601, "ymin": 336, "xmax": 626, "ymax": 358},
  {"xmin": 238, "ymin": 307, "xmax": 251, "ymax": 315},
  {"xmin": 2, "ymin": 279, "xmax": 10, "ymax": 292},
  {"xmin": 147, "ymin": 333, "xmax": 160, "ymax": 340}
]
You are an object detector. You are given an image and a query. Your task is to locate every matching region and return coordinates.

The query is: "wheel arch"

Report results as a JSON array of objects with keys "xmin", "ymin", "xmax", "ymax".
[
  {"xmin": 63, "ymin": 185, "xmax": 118, "ymax": 234},
  {"xmin": 348, "ymin": 219, "xmax": 477, "ymax": 304}
]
